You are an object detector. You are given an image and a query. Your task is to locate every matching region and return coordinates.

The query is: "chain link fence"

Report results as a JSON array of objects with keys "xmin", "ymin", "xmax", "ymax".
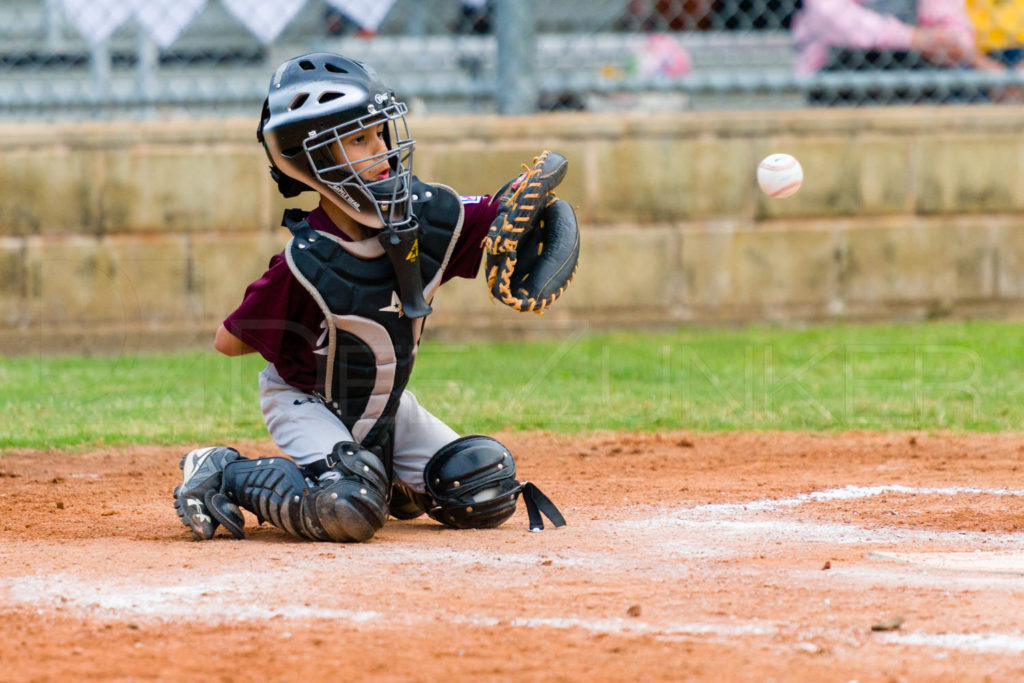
[{"xmin": 1, "ymin": 0, "xmax": 1023, "ymax": 120}]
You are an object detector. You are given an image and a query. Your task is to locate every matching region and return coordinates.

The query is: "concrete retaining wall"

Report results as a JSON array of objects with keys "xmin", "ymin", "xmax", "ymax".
[{"xmin": 2, "ymin": 106, "xmax": 1024, "ymax": 353}]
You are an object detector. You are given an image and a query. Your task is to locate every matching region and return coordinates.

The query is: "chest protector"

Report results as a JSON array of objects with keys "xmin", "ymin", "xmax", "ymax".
[{"xmin": 283, "ymin": 180, "xmax": 464, "ymax": 449}]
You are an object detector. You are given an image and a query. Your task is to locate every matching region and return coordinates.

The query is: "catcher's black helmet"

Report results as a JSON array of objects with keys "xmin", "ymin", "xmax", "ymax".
[
  {"xmin": 423, "ymin": 435, "xmax": 521, "ymax": 529},
  {"xmin": 257, "ymin": 52, "xmax": 415, "ymax": 229}
]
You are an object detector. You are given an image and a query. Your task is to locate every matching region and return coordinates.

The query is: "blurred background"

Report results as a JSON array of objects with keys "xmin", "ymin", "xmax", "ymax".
[
  {"xmin": 3, "ymin": 0, "xmax": 1023, "ymax": 120},
  {"xmin": 3, "ymin": 0, "xmax": 1024, "ymax": 356}
]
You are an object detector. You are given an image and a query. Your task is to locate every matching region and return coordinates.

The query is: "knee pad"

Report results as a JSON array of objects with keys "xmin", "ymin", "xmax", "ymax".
[
  {"xmin": 423, "ymin": 435, "xmax": 521, "ymax": 529},
  {"xmin": 220, "ymin": 442, "xmax": 389, "ymax": 542},
  {"xmin": 305, "ymin": 442, "xmax": 390, "ymax": 542}
]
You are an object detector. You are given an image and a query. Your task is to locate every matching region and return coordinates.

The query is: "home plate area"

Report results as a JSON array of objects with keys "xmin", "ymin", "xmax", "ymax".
[{"xmin": 2, "ymin": 431, "xmax": 1024, "ymax": 680}]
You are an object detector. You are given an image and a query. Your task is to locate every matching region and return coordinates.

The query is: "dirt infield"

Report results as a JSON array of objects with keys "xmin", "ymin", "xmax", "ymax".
[{"xmin": 3, "ymin": 431, "xmax": 1024, "ymax": 681}]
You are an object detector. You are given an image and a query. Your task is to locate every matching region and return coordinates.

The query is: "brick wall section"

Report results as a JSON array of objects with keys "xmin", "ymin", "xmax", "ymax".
[{"xmin": 2, "ymin": 107, "xmax": 1023, "ymax": 353}]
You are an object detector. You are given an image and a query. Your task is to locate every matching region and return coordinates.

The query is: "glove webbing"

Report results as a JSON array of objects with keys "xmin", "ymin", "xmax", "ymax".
[
  {"xmin": 484, "ymin": 152, "xmax": 556, "ymax": 256},
  {"xmin": 488, "ymin": 189, "xmax": 570, "ymax": 314},
  {"xmin": 521, "ymin": 482, "xmax": 566, "ymax": 532}
]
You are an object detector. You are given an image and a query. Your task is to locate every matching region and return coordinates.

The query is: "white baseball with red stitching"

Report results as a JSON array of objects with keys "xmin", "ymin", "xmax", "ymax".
[{"xmin": 757, "ymin": 153, "xmax": 803, "ymax": 199}]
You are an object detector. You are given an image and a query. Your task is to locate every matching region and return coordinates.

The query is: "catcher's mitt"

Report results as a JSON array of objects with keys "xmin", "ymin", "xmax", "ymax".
[{"xmin": 483, "ymin": 151, "xmax": 580, "ymax": 314}]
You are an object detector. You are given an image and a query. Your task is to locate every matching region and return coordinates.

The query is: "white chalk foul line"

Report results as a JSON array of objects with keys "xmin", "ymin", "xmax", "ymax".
[
  {"xmin": 681, "ymin": 485, "xmax": 1024, "ymax": 518},
  {"xmin": 879, "ymin": 631, "xmax": 1024, "ymax": 655},
  {"xmin": 12, "ymin": 570, "xmax": 1024, "ymax": 657},
  {"xmin": 5, "ymin": 573, "xmax": 383, "ymax": 623},
  {"xmin": 4, "ymin": 571, "xmax": 777, "ymax": 642},
  {"xmin": 615, "ymin": 485, "xmax": 1024, "ymax": 550},
  {"xmin": 639, "ymin": 517, "xmax": 1024, "ymax": 549},
  {"xmin": 454, "ymin": 614, "xmax": 776, "ymax": 639}
]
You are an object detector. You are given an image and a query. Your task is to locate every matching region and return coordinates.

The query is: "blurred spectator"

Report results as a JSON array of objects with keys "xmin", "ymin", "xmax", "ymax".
[
  {"xmin": 325, "ymin": 8, "xmax": 377, "ymax": 38},
  {"xmin": 636, "ymin": 33, "xmax": 693, "ymax": 77},
  {"xmin": 325, "ymin": 1, "xmax": 397, "ymax": 39},
  {"xmin": 454, "ymin": 0, "xmax": 492, "ymax": 34},
  {"xmin": 617, "ymin": 0, "xmax": 713, "ymax": 31},
  {"xmin": 793, "ymin": 0, "xmax": 975, "ymax": 74},
  {"xmin": 619, "ymin": 0, "xmax": 798, "ymax": 32},
  {"xmin": 792, "ymin": 0, "xmax": 979, "ymax": 104},
  {"xmin": 966, "ymin": 0, "xmax": 1024, "ymax": 101},
  {"xmin": 967, "ymin": 0, "xmax": 1024, "ymax": 65}
]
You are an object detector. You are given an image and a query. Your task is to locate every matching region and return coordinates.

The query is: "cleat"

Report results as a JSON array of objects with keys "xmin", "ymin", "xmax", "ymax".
[{"xmin": 173, "ymin": 447, "xmax": 244, "ymax": 540}]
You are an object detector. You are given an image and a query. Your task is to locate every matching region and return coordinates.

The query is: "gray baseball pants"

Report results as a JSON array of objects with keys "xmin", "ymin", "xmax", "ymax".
[{"xmin": 258, "ymin": 363, "xmax": 459, "ymax": 493}]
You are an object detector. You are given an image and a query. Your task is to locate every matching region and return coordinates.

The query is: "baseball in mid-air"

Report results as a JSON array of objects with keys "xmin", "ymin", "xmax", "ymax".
[{"xmin": 757, "ymin": 153, "xmax": 803, "ymax": 198}]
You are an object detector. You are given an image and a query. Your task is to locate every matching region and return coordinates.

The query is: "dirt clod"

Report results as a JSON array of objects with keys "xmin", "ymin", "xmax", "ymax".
[{"xmin": 870, "ymin": 617, "xmax": 904, "ymax": 632}]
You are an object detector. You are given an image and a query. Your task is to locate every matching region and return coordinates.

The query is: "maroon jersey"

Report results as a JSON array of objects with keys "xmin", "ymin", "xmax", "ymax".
[{"xmin": 224, "ymin": 194, "xmax": 499, "ymax": 391}]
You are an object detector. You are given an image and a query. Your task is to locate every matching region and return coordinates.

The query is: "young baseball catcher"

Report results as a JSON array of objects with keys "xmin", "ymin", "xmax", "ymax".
[{"xmin": 173, "ymin": 53, "xmax": 577, "ymax": 543}]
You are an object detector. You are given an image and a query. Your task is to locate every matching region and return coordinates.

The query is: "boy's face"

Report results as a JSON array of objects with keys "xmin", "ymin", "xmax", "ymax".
[{"xmin": 331, "ymin": 122, "xmax": 391, "ymax": 182}]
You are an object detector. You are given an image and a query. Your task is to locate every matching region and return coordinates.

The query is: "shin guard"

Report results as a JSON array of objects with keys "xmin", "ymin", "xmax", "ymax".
[{"xmin": 220, "ymin": 443, "xmax": 389, "ymax": 543}]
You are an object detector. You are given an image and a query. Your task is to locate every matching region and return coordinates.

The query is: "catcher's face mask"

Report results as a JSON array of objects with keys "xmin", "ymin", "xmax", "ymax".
[{"xmin": 303, "ymin": 101, "xmax": 415, "ymax": 230}]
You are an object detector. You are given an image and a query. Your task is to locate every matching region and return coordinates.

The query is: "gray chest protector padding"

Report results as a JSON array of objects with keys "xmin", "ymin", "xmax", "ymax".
[{"xmin": 283, "ymin": 180, "xmax": 463, "ymax": 449}]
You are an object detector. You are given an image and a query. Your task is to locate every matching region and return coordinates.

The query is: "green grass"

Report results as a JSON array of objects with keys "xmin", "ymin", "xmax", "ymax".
[{"xmin": 2, "ymin": 320, "xmax": 1023, "ymax": 451}]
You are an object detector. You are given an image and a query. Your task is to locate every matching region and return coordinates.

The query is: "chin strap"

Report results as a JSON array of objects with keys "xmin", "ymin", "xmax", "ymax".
[{"xmin": 521, "ymin": 482, "xmax": 567, "ymax": 532}]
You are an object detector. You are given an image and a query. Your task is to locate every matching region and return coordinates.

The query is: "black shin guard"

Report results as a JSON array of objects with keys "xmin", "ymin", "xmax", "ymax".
[
  {"xmin": 221, "ymin": 456, "xmax": 313, "ymax": 539},
  {"xmin": 220, "ymin": 444, "xmax": 390, "ymax": 543}
]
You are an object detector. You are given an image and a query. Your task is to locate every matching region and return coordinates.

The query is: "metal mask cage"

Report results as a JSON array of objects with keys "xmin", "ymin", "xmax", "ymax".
[{"xmin": 303, "ymin": 101, "xmax": 415, "ymax": 228}]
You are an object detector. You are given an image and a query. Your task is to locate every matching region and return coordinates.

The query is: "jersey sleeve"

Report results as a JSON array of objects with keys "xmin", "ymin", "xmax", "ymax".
[
  {"xmin": 222, "ymin": 253, "xmax": 294, "ymax": 364},
  {"xmin": 441, "ymin": 194, "xmax": 500, "ymax": 283}
]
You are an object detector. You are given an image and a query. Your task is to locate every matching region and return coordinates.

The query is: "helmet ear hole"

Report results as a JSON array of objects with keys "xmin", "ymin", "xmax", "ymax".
[
  {"xmin": 256, "ymin": 99, "xmax": 270, "ymax": 143},
  {"xmin": 281, "ymin": 146, "xmax": 302, "ymax": 158}
]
